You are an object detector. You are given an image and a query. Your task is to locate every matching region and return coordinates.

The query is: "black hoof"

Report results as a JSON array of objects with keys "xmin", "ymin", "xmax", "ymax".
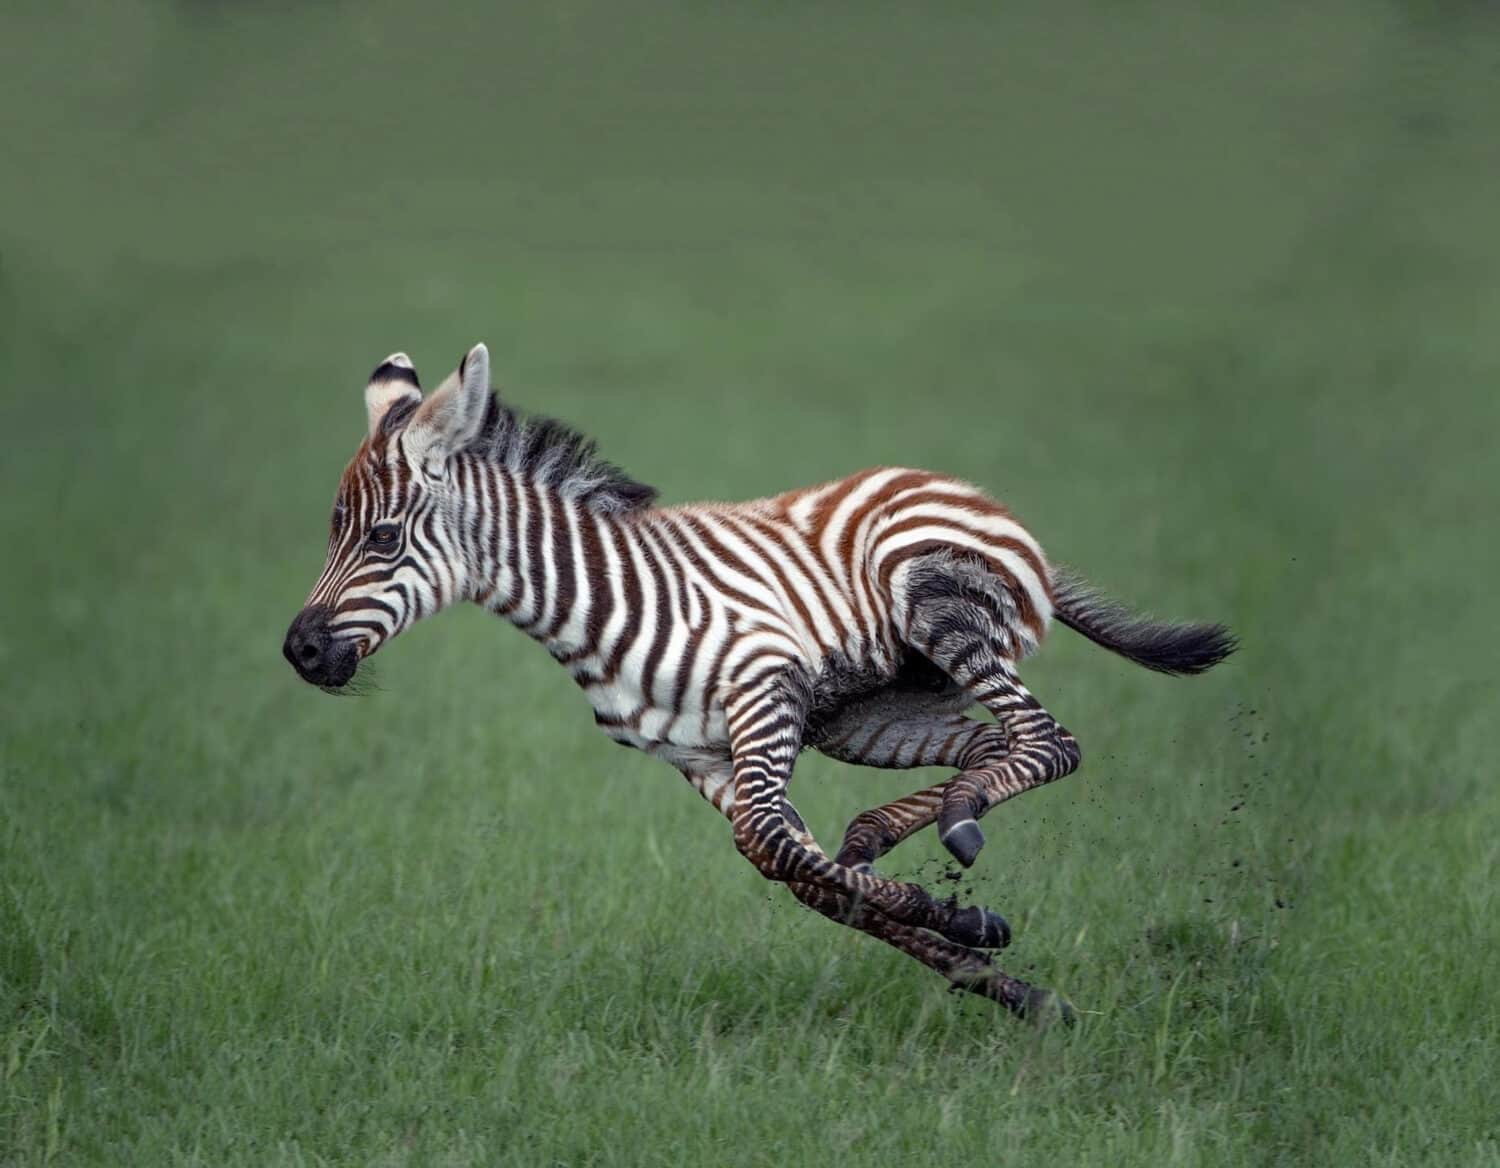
[
  {"xmin": 1016, "ymin": 987, "xmax": 1076, "ymax": 1027},
  {"xmin": 946, "ymin": 905, "xmax": 1011, "ymax": 949},
  {"xmin": 940, "ymin": 818, "xmax": 985, "ymax": 868}
]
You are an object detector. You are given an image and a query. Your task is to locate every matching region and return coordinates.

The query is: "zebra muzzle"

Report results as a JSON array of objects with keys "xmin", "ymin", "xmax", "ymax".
[{"xmin": 283, "ymin": 605, "xmax": 359, "ymax": 689}]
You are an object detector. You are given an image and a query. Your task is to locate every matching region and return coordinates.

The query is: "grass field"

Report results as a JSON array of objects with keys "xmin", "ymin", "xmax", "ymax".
[{"xmin": 3, "ymin": 3, "xmax": 1499, "ymax": 1164}]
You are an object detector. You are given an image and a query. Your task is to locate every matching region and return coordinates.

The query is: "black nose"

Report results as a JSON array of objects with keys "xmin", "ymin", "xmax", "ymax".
[{"xmin": 284, "ymin": 605, "xmax": 333, "ymax": 681}]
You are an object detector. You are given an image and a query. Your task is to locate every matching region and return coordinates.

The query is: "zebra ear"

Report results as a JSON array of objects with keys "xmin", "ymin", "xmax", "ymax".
[
  {"xmin": 402, "ymin": 343, "xmax": 491, "ymax": 472},
  {"xmin": 364, "ymin": 352, "xmax": 422, "ymax": 439}
]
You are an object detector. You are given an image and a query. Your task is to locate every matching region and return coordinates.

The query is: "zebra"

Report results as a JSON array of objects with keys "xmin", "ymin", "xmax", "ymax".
[{"xmin": 283, "ymin": 344, "xmax": 1235, "ymax": 1020}]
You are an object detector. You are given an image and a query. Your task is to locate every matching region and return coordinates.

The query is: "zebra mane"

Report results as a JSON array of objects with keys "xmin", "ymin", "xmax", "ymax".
[{"xmin": 462, "ymin": 393, "xmax": 658, "ymax": 514}]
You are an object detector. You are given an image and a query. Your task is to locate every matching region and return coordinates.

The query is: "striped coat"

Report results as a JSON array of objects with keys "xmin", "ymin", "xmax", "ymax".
[{"xmin": 285, "ymin": 344, "xmax": 1234, "ymax": 1019}]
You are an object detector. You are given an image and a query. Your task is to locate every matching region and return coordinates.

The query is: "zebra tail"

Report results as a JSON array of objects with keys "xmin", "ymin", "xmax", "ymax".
[{"xmin": 1049, "ymin": 567, "xmax": 1237, "ymax": 677}]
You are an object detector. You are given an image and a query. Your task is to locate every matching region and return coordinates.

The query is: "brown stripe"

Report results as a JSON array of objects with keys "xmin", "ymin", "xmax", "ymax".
[
  {"xmin": 739, "ymin": 513, "xmax": 851, "ymax": 647},
  {"xmin": 830, "ymin": 471, "xmax": 941, "ymax": 572},
  {"xmin": 717, "ymin": 513, "xmax": 822, "ymax": 651},
  {"xmin": 674, "ymin": 514, "xmax": 783, "ymax": 614}
]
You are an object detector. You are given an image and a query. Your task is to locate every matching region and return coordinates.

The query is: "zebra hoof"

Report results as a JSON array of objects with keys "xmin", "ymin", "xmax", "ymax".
[
  {"xmin": 939, "ymin": 819, "xmax": 985, "ymax": 868},
  {"xmin": 946, "ymin": 905, "xmax": 1011, "ymax": 949}
]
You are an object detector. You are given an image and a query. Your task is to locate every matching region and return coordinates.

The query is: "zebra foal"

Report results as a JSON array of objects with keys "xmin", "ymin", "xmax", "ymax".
[{"xmin": 283, "ymin": 344, "xmax": 1235, "ymax": 1020}]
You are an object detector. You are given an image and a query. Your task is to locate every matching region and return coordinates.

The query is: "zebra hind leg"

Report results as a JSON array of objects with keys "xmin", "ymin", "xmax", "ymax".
[
  {"xmin": 932, "ymin": 666, "xmax": 1080, "ymax": 870},
  {"xmin": 903, "ymin": 557, "xmax": 1083, "ymax": 869}
]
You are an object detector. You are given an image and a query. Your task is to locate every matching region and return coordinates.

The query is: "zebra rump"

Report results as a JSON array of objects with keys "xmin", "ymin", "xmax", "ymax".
[{"xmin": 1050, "ymin": 567, "xmax": 1236, "ymax": 676}]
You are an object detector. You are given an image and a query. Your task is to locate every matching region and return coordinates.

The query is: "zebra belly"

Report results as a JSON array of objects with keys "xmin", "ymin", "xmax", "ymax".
[
  {"xmin": 580, "ymin": 644, "xmax": 948, "ymax": 764},
  {"xmin": 803, "ymin": 649, "xmax": 961, "ymax": 747}
]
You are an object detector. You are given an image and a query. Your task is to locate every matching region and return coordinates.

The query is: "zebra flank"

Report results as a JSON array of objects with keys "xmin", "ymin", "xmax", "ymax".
[{"xmin": 285, "ymin": 343, "xmax": 1235, "ymax": 1021}]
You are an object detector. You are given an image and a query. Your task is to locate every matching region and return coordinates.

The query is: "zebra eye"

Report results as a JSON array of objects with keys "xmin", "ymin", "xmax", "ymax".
[{"xmin": 368, "ymin": 523, "xmax": 400, "ymax": 547}]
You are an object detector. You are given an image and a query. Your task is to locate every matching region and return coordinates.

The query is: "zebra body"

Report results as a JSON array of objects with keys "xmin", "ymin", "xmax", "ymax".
[
  {"xmin": 285, "ymin": 344, "xmax": 1235, "ymax": 1020},
  {"xmin": 498, "ymin": 470, "xmax": 1048, "ymax": 773}
]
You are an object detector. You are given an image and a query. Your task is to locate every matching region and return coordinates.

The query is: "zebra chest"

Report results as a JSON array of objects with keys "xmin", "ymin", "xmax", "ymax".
[{"xmin": 572, "ymin": 660, "xmax": 729, "ymax": 757}]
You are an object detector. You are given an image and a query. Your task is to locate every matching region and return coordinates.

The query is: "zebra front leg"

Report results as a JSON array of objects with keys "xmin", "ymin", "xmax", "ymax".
[
  {"xmin": 785, "ymin": 880, "xmax": 1068, "ymax": 1021},
  {"xmin": 903, "ymin": 573, "xmax": 1083, "ymax": 868},
  {"xmin": 782, "ymin": 803, "xmax": 1038, "ymax": 1018},
  {"xmin": 722, "ymin": 669, "xmax": 1010, "ymax": 951},
  {"xmin": 681, "ymin": 767, "xmax": 1046, "ymax": 1015}
]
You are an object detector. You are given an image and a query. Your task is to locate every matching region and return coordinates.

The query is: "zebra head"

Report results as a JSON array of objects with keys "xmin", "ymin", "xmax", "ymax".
[{"xmin": 283, "ymin": 344, "xmax": 492, "ymax": 689}]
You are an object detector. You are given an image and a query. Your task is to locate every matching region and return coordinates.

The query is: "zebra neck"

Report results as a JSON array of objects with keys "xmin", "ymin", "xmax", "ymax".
[{"xmin": 462, "ymin": 462, "xmax": 636, "ymax": 656}]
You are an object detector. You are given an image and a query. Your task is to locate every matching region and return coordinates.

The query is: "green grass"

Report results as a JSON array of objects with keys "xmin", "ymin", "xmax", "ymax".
[{"xmin": 3, "ymin": 2, "xmax": 1499, "ymax": 1164}]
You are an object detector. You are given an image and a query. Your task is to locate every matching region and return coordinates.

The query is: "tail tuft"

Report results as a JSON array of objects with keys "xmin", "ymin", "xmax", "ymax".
[{"xmin": 1051, "ymin": 568, "xmax": 1236, "ymax": 677}]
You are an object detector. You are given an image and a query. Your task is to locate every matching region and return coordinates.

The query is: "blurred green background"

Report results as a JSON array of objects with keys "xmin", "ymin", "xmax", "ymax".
[{"xmin": 2, "ymin": 3, "xmax": 1497, "ymax": 1165}]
